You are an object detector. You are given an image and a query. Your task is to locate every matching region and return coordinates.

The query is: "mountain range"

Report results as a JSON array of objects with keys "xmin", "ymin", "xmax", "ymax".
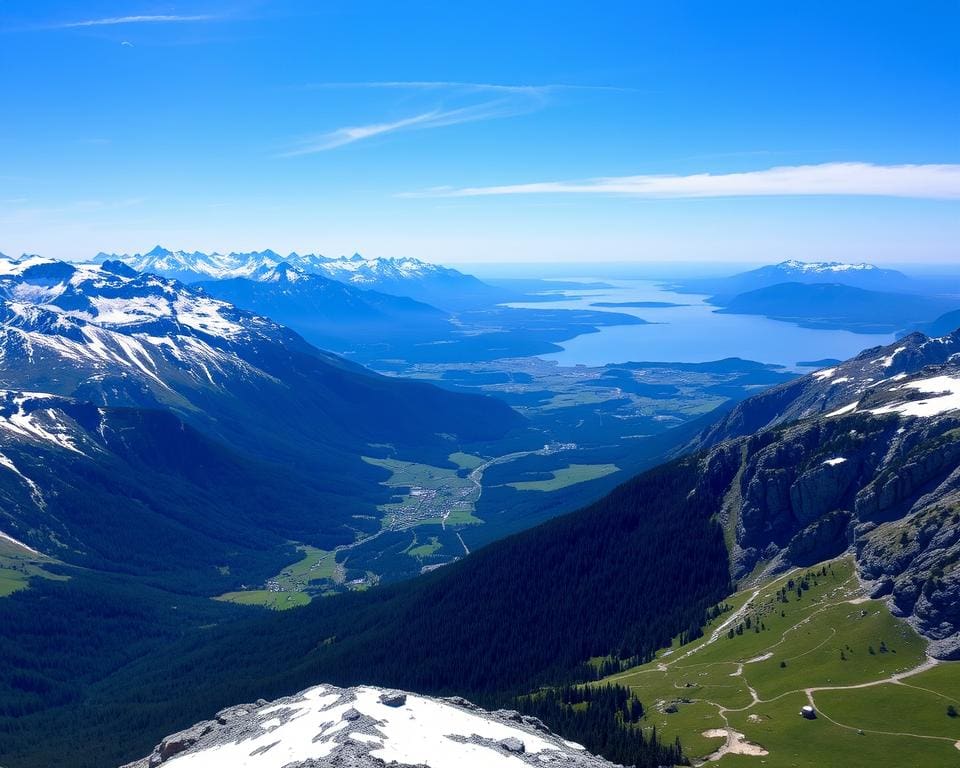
[{"xmin": 94, "ymin": 246, "xmax": 508, "ymax": 310}]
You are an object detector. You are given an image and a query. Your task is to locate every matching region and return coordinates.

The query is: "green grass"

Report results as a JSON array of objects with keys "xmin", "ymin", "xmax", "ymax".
[
  {"xmin": 448, "ymin": 451, "xmax": 485, "ymax": 470},
  {"xmin": 816, "ymin": 683, "xmax": 960, "ymax": 740},
  {"xmin": 540, "ymin": 392, "xmax": 615, "ymax": 410},
  {"xmin": 0, "ymin": 571, "xmax": 27, "ymax": 597},
  {"xmin": 406, "ymin": 535, "xmax": 442, "ymax": 559},
  {"xmin": 441, "ymin": 508, "xmax": 483, "ymax": 525},
  {"xmin": 723, "ymin": 692, "xmax": 960, "ymax": 768},
  {"xmin": 215, "ymin": 589, "xmax": 311, "ymax": 610},
  {"xmin": 507, "ymin": 463, "xmax": 619, "ymax": 492},
  {"xmin": 907, "ymin": 663, "xmax": 960, "ymax": 700},
  {"xmin": 597, "ymin": 556, "xmax": 960, "ymax": 767},
  {"xmin": 0, "ymin": 539, "xmax": 67, "ymax": 598},
  {"xmin": 215, "ymin": 545, "xmax": 339, "ymax": 610}
]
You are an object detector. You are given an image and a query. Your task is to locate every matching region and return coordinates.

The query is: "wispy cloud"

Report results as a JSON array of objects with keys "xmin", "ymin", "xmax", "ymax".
[
  {"xmin": 279, "ymin": 98, "xmax": 534, "ymax": 156},
  {"xmin": 402, "ymin": 163, "xmax": 960, "ymax": 200},
  {"xmin": 53, "ymin": 15, "xmax": 217, "ymax": 29},
  {"xmin": 299, "ymin": 80, "xmax": 631, "ymax": 95},
  {"xmin": 282, "ymin": 80, "xmax": 630, "ymax": 155}
]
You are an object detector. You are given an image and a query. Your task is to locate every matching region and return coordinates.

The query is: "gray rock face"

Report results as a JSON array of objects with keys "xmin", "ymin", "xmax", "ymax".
[
  {"xmin": 120, "ymin": 683, "xmax": 618, "ymax": 768},
  {"xmin": 687, "ymin": 340, "xmax": 960, "ymax": 657}
]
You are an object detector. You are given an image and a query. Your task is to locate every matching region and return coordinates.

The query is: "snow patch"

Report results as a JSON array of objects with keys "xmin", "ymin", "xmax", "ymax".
[
  {"xmin": 873, "ymin": 346, "xmax": 907, "ymax": 368},
  {"xmin": 869, "ymin": 375, "xmax": 960, "ymax": 418},
  {"xmin": 825, "ymin": 401, "xmax": 859, "ymax": 418}
]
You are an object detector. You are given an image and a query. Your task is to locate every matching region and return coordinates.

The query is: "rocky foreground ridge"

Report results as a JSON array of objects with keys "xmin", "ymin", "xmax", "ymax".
[{"xmin": 121, "ymin": 684, "xmax": 616, "ymax": 768}]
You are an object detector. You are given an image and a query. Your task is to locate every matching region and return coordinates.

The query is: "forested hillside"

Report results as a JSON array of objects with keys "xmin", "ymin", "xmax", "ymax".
[{"xmin": 0, "ymin": 455, "xmax": 733, "ymax": 768}]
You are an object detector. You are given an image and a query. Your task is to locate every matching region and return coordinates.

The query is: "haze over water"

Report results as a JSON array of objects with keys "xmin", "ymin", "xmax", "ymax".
[{"xmin": 507, "ymin": 279, "xmax": 896, "ymax": 370}]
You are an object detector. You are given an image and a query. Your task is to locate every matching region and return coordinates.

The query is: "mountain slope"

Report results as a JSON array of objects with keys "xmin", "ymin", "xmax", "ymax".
[
  {"xmin": 692, "ymin": 329, "xmax": 960, "ymax": 448},
  {"xmin": 908, "ymin": 307, "xmax": 960, "ymax": 338},
  {"xmin": 680, "ymin": 330, "xmax": 960, "ymax": 654},
  {"xmin": 0, "ymin": 391, "xmax": 317, "ymax": 591},
  {"xmin": 0, "ymin": 257, "xmax": 520, "ymax": 447},
  {"xmin": 606, "ymin": 556, "xmax": 960, "ymax": 767}
]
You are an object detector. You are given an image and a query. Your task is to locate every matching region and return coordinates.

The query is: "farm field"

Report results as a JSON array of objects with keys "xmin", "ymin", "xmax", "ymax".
[
  {"xmin": 507, "ymin": 463, "xmax": 620, "ymax": 492},
  {"xmin": 216, "ymin": 545, "xmax": 342, "ymax": 610}
]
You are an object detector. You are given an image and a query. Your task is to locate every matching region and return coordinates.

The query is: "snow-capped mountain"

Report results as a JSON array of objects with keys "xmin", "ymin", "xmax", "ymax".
[
  {"xmin": 770, "ymin": 259, "xmax": 887, "ymax": 274},
  {"xmin": 93, "ymin": 245, "xmax": 293, "ymax": 283},
  {"xmin": 670, "ymin": 258, "xmax": 912, "ymax": 299},
  {"xmin": 0, "ymin": 255, "xmax": 516, "ymax": 441},
  {"xmin": 96, "ymin": 246, "xmax": 506, "ymax": 309},
  {"xmin": 0, "ymin": 256, "xmax": 308, "ymax": 408},
  {"xmin": 122, "ymin": 683, "xmax": 613, "ymax": 768},
  {"xmin": 734, "ymin": 259, "xmax": 911, "ymax": 291}
]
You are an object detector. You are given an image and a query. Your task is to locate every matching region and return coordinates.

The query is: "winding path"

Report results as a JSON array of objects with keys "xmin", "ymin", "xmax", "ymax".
[{"xmin": 651, "ymin": 572, "xmax": 960, "ymax": 763}]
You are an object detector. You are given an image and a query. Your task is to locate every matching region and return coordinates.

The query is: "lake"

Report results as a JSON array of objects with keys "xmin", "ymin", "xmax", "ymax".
[{"xmin": 506, "ymin": 279, "xmax": 896, "ymax": 370}]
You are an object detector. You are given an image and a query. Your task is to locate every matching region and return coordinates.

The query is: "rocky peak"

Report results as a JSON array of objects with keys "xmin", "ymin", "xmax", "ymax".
[{"xmin": 120, "ymin": 683, "xmax": 615, "ymax": 768}]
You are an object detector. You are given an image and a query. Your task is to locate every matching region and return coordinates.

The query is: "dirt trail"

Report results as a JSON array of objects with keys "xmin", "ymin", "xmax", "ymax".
[{"xmin": 807, "ymin": 667, "xmax": 958, "ymax": 746}]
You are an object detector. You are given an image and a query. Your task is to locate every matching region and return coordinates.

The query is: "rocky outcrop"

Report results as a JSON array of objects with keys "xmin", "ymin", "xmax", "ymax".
[
  {"xmin": 121, "ymin": 684, "xmax": 617, "ymax": 768},
  {"xmin": 688, "ymin": 334, "xmax": 960, "ymax": 657}
]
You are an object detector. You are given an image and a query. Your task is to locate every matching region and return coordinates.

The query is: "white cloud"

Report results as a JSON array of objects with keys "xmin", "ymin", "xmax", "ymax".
[
  {"xmin": 55, "ymin": 15, "xmax": 216, "ymax": 29},
  {"xmin": 403, "ymin": 163, "xmax": 960, "ymax": 200},
  {"xmin": 279, "ymin": 99, "xmax": 529, "ymax": 155},
  {"xmin": 281, "ymin": 80, "xmax": 630, "ymax": 155}
]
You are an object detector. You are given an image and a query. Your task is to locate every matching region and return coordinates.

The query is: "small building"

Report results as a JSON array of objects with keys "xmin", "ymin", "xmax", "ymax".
[{"xmin": 800, "ymin": 705, "xmax": 817, "ymax": 719}]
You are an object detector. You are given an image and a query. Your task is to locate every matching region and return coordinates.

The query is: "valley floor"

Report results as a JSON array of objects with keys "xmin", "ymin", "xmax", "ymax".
[{"xmin": 601, "ymin": 557, "xmax": 960, "ymax": 766}]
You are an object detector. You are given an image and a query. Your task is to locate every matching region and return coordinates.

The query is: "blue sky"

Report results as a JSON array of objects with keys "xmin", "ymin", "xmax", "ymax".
[{"xmin": 1, "ymin": 1, "xmax": 958, "ymax": 264}]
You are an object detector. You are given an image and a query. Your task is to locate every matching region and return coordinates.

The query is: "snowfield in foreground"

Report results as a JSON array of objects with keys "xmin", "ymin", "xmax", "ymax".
[{"xmin": 122, "ymin": 684, "xmax": 614, "ymax": 768}]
